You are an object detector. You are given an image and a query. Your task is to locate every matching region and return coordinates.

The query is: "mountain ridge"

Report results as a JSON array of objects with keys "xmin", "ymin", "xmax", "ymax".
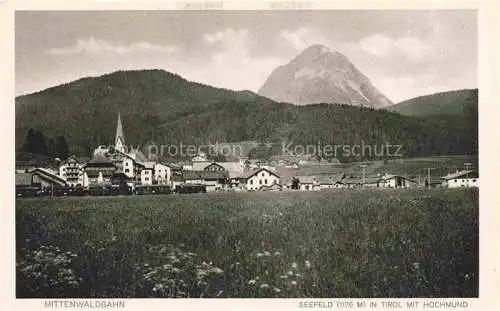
[{"xmin": 388, "ymin": 89, "xmax": 478, "ymax": 116}]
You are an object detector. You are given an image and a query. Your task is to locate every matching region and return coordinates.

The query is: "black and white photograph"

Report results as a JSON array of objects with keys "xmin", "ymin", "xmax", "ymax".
[{"xmin": 11, "ymin": 7, "xmax": 487, "ymax": 307}]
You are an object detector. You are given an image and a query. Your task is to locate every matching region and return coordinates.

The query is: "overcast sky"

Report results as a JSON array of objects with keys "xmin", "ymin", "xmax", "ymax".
[{"xmin": 16, "ymin": 10, "xmax": 476, "ymax": 102}]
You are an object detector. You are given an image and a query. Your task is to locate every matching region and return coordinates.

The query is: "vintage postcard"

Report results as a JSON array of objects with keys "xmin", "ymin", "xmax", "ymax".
[{"xmin": 1, "ymin": 1, "xmax": 499, "ymax": 311}]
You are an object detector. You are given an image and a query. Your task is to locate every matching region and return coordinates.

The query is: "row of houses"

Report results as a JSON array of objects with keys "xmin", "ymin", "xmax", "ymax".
[{"xmin": 15, "ymin": 114, "xmax": 479, "ymax": 194}]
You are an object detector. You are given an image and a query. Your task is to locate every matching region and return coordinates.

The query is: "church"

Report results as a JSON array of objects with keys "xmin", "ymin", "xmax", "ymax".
[{"xmin": 70, "ymin": 113, "xmax": 174, "ymax": 188}]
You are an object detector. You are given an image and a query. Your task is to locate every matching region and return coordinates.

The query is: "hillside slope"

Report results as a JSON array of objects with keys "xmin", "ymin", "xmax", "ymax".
[
  {"xmin": 16, "ymin": 70, "xmax": 477, "ymax": 161},
  {"xmin": 388, "ymin": 89, "xmax": 478, "ymax": 116}
]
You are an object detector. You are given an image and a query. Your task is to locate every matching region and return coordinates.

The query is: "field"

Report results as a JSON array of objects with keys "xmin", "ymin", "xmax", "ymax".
[{"xmin": 16, "ymin": 188, "xmax": 478, "ymax": 298}]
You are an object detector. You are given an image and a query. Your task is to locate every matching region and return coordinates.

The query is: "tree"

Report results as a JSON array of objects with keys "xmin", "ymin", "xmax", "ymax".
[
  {"xmin": 291, "ymin": 177, "xmax": 300, "ymax": 190},
  {"xmin": 47, "ymin": 138, "xmax": 56, "ymax": 157},
  {"xmin": 55, "ymin": 136, "xmax": 69, "ymax": 160},
  {"xmin": 20, "ymin": 128, "xmax": 37, "ymax": 154},
  {"xmin": 34, "ymin": 130, "xmax": 48, "ymax": 155}
]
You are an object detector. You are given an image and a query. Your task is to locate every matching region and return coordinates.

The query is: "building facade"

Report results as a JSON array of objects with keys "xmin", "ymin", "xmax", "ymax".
[{"xmin": 246, "ymin": 168, "xmax": 280, "ymax": 191}]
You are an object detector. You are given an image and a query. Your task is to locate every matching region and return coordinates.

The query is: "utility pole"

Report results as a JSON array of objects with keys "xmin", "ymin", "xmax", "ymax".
[
  {"xmin": 418, "ymin": 168, "xmax": 421, "ymax": 186},
  {"xmin": 361, "ymin": 164, "xmax": 367, "ymax": 187},
  {"xmin": 426, "ymin": 167, "xmax": 435, "ymax": 189}
]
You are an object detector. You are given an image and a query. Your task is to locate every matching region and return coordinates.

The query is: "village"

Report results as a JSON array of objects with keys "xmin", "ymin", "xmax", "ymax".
[{"xmin": 15, "ymin": 114, "xmax": 479, "ymax": 197}]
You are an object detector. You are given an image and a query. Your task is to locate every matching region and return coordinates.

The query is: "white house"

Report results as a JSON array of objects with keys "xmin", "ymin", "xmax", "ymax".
[
  {"xmin": 245, "ymin": 168, "xmax": 280, "ymax": 191},
  {"xmin": 296, "ymin": 175, "xmax": 320, "ymax": 191},
  {"xmin": 381, "ymin": 174, "xmax": 416, "ymax": 188},
  {"xmin": 58, "ymin": 156, "xmax": 85, "ymax": 187},
  {"xmin": 140, "ymin": 164, "xmax": 154, "ymax": 185},
  {"xmin": 440, "ymin": 170, "xmax": 479, "ymax": 188},
  {"xmin": 154, "ymin": 162, "xmax": 172, "ymax": 185}
]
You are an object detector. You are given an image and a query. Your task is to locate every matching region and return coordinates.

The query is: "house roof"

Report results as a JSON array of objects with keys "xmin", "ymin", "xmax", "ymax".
[
  {"xmin": 87, "ymin": 154, "xmax": 114, "ymax": 165},
  {"xmin": 440, "ymin": 170, "xmax": 478, "ymax": 180},
  {"xmin": 31, "ymin": 168, "xmax": 67, "ymax": 186},
  {"xmin": 15, "ymin": 173, "xmax": 32, "ymax": 186},
  {"xmin": 192, "ymin": 161, "xmax": 212, "ymax": 171},
  {"xmin": 316, "ymin": 173, "xmax": 345, "ymax": 184},
  {"xmin": 182, "ymin": 170, "xmax": 228, "ymax": 181},
  {"xmin": 296, "ymin": 175, "xmax": 316, "ymax": 184},
  {"xmin": 341, "ymin": 176, "xmax": 383, "ymax": 185},
  {"xmin": 158, "ymin": 162, "xmax": 181, "ymax": 169},
  {"xmin": 244, "ymin": 167, "xmax": 280, "ymax": 179},
  {"xmin": 381, "ymin": 174, "xmax": 416, "ymax": 182}
]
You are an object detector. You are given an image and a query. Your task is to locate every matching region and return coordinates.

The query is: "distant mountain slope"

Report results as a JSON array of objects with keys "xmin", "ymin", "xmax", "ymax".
[
  {"xmin": 15, "ymin": 69, "xmax": 272, "ymax": 152},
  {"xmin": 16, "ymin": 70, "xmax": 477, "ymax": 161},
  {"xmin": 258, "ymin": 44, "xmax": 393, "ymax": 108},
  {"xmin": 388, "ymin": 89, "xmax": 478, "ymax": 116}
]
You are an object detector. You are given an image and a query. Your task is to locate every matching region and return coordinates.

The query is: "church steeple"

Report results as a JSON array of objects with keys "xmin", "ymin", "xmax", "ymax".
[{"xmin": 115, "ymin": 113, "xmax": 125, "ymax": 153}]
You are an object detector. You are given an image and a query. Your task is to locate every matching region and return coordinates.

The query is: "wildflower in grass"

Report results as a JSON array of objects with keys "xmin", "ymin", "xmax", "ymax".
[
  {"xmin": 305, "ymin": 260, "xmax": 311, "ymax": 269},
  {"xmin": 273, "ymin": 287, "xmax": 281, "ymax": 293},
  {"xmin": 274, "ymin": 251, "xmax": 281, "ymax": 256},
  {"xmin": 292, "ymin": 262, "xmax": 298, "ymax": 269},
  {"xmin": 209, "ymin": 267, "xmax": 224, "ymax": 274},
  {"xmin": 291, "ymin": 281, "xmax": 297, "ymax": 286},
  {"xmin": 260, "ymin": 283, "xmax": 269, "ymax": 289},
  {"xmin": 263, "ymin": 251, "xmax": 271, "ymax": 256},
  {"xmin": 256, "ymin": 252, "xmax": 264, "ymax": 258},
  {"xmin": 279, "ymin": 275, "xmax": 288, "ymax": 279},
  {"xmin": 248, "ymin": 279, "xmax": 257, "ymax": 285},
  {"xmin": 295, "ymin": 273, "xmax": 302, "ymax": 277},
  {"xmin": 287, "ymin": 270, "xmax": 294, "ymax": 276},
  {"xmin": 413, "ymin": 262, "xmax": 420, "ymax": 270}
]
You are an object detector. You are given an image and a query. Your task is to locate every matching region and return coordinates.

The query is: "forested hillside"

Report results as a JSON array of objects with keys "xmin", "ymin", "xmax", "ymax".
[{"xmin": 16, "ymin": 70, "xmax": 478, "ymax": 162}]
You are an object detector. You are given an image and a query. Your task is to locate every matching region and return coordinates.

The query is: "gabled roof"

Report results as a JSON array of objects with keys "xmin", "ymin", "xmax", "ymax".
[
  {"xmin": 244, "ymin": 167, "xmax": 280, "ymax": 179},
  {"xmin": 341, "ymin": 176, "xmax": 383, "ymax": 185},
  {"xmin": 192, "ymin": 161, "xmax": 212, "ymax": 171},
  {"xmin": 87, "ymin": 154, "xmax": 114, "ymax": 165},
  {"xmin": 440, "ymin": 170, "xmax": 478, "ymax": 180},
  {"xmin": 182, "ymin": 170, "xmax": 228, "ymax": 181},
  {"xmin": 316, "ymin": 173, "xmax": 345, "ymax": 184},
  {"xmin": 296, "ymin": 175, "xmax": 316, "ymax": 184},
  {"xmin": 31, "ymin": 168, "xmax": 67, "ymax": 186},
  {"xmin": 158, "ymin": 162, "xmax": 181, "ymax": 169},
  {"xmin": 60, "ymin": 155, "xmax": 82, "ymax": 165},
  {"xmin": 381, "ymin": 174, "xmax": 416, "ymax": 182}
]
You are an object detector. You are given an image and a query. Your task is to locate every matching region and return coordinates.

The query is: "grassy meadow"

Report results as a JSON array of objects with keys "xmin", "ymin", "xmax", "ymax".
[{"xmin": 16, "ymin": 188, "xmax": 478, "ymax": 298}]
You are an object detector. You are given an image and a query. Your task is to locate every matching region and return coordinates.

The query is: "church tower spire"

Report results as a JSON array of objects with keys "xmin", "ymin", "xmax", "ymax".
[{"xmin": 115, "ymin": 113, "xmax": 125, "ymax": 153}]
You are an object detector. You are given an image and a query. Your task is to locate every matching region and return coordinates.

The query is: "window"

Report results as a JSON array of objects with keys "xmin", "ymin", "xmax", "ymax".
[
  {"xmin": 274, "ymin": 180, "xmax": 277, "ymax": 184},
  {"xmin": 145, "ymin": 177, "xmax": 149, "ymax": 181},
  {"xmin": 259, "ymin": 180, "xmax": 262, "ymax": 184},
  {"xmin": 455, "ymin": 180, "xmax": 457, "ymax": 183},
  {"xmin": 473, "ymin": 179, "xmax": 476, "ymax": 182},
  {"xmin": 250, "ymin": 180, "xmax": 253, "ymax": 185},
  {"xmin": 125, "ymin": 169, "xmax": 130, "ymax": 173},
  {"xmin": 262, "ymin": 173, "xmax": 265, "ymax": 177},
  {"xmin": 125, "ymin": 162, "xmax": 128, "ymax": 166},
  {"xmin": 265, "ymin": 179, "xmax": 267, "ymax": 184}
]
